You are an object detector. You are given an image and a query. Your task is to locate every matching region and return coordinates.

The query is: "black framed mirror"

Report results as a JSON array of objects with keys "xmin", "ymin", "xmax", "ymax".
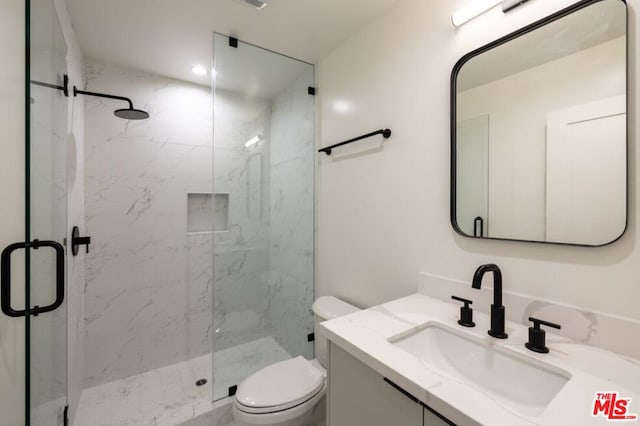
[{"xmin": 451, "ymin": 0, "xmax": 627, "ymax": 246}]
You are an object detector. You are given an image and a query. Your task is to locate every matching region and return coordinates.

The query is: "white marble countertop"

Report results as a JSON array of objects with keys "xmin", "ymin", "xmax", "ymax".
[{"xmin": 320, "ymin": 293, "xmax": 640, "ymax": 425}]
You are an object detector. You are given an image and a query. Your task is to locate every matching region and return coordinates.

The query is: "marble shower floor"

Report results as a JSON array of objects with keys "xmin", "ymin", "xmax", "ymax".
[
  {"xmin": 212, "ymin": 336, "xmax": 292, "ymax": 400},
  {"xmin": 74, "ymin": 336, "xmax": 292, "ymax": 426}
]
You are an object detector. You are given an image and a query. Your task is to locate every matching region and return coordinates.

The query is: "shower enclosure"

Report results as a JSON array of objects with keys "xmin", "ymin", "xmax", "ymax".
[
  {"xmin": 0, "ymin": 2, "xmax": 314, "ymax": 421},
  {"xmin": 73, "ymin": 34, "xmax": 315, "ymax": 424},
  {"xmin": 211, "ymin": 34, "xmax": 316, "ymax": 401},
  {"xmin": 0, "ymin": 0, "xmax": 69, "ymax": 425}
]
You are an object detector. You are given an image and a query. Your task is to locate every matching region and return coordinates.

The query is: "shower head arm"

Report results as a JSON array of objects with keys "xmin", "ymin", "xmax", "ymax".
[
  {"xmin": 31, "ymin": 74, "xmax": 70, "ymax": 97},
  {"xmin": 73, "ymin": 86, "xmax": 134, "ymax": 110}
]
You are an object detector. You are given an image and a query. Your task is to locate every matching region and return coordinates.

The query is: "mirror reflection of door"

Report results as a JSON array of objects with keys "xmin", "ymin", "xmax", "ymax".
[
  {"xmin": 546, "ymin": 96, "xmax": 626, "ymax": 245},
  {"xmin": 456, "ymin": 116, "xmax": 489, "ymax": 237}
]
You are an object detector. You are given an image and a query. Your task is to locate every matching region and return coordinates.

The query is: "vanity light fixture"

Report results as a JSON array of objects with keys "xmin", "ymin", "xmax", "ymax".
[
  {"xmin": 192, "ymin": 66, "xmax": 208, "ymax": 76},
  {"xmin": 244, "ymin": 135, "xmax": 263, "ymax": 148},
  {"xmin": 502, "ymin": 0, "xmax": 531, "ymax": 13},
  {"xmin": 452, "ymin": 0, "xmax": 501, "ymax": 27},
  {"xmin": 452, "ymin": 0, "xmax": 532, "ymax": 27}
]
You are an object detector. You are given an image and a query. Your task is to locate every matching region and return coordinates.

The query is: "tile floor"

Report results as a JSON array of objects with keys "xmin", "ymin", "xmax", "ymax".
[
  {"xmin": 212, "ymin": 336, "xmax": 291, "ymax": 400},
  {"xmin": 74, "ymin": 337, "xmax": 291, "ymax": 426}
]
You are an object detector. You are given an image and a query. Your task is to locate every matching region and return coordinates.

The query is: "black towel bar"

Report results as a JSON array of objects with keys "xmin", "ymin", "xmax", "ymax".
[{"xmin": 318, "ymin": 128, "xmax": 392, "ymax": 156}]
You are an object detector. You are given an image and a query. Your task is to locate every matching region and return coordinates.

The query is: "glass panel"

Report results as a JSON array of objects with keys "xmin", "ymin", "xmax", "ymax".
[
  {"xmin": 0, "ymin": 0, "xmax": 28, "ymax": 424},
  {"xmin": 212, "ymin": 34, "xmax": 315, "ymax": 400},
  {"xmin": 28, "ymin": 0, "xmax": 68, "ymax": 423}
]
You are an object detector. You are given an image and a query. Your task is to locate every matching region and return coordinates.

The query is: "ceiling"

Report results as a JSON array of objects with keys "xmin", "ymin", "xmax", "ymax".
[{"xmin": 65, "ymin": 0, "xmax": 401, "ymax": 88}]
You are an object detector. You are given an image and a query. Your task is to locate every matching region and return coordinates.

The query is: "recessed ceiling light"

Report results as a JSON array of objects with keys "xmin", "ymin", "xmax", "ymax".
[{"xmin": 192, "ymin": 66, "xmax": 208, "ymax": 76}]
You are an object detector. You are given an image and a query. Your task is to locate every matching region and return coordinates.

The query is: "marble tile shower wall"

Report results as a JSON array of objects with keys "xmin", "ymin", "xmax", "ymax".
[
  {"xmin": 84, "ymin": 61, "xmax": 214, "ymax": 387},
  {"xmin": 84, "ymin": 61, "xmax": 314, "ymax": 387},
  {"xmin": 213, "ymin": 90, "xmax": 273, "ymax": 351},
  {"xmin": 213, "ymin": 69, "xmax": 315, "ymax": 359},
  {"xmin": 267, "ymin": 69, "xmax": 315, "ymax": 359}
]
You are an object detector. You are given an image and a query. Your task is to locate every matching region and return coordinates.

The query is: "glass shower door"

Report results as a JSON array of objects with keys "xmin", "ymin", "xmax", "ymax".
[
  {"xmin": 212, "ymin": 34, "xmax": 316, "ymax": 401},
  {"xmin": 0, "ymin": 0, "xmax": 67, "ymax": 424},
  {"xmin": 28, "ymin": 0, "xmax": 68, "ymax": 424}
]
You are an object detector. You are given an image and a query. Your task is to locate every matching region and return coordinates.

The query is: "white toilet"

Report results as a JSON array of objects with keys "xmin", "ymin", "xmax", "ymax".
[{"xmin": 232, "ymin": 296, "xmax": 359, "ymax": 426}]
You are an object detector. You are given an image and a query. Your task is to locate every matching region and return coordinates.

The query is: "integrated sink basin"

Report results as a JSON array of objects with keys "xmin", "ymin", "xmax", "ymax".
[{"xmin": 390, "ymin": 323, "xmax": 571, "ymax": 417}]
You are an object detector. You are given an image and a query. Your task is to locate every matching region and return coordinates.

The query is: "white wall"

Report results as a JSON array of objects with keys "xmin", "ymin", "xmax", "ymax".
[
  {"xmin": 0, "ymin": 0, "xmax": 26, "ymax": 424},
  {"xmin": 317, "ymin": 0, "xmax": 640, "ymax": 322}
]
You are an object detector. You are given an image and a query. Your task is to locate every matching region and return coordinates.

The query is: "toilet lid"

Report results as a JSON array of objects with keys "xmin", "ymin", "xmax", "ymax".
[{"xmin": 235, "ymin": 356, "xmax": 324, "ymax": 413}]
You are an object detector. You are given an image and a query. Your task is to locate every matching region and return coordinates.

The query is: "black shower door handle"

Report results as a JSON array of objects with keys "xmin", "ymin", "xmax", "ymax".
[{"xmin": 1, "ymin": 240, "xmax": 65, "ymax": 317}]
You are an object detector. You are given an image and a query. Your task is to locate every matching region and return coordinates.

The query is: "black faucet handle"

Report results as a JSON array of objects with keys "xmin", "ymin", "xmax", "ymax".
[
  {"xmin": 451, "ymin": 295, "xmax": 475, "ymax": 327},
  {"xmin": 525, "ymin": 317, "xmax": 561, "ymax": 353},
  {"xmin": 529, "ymin": 317, "xmax": 561, "ymax": 330},
  {"xmin": 451, "ymin": 295, "xmax": 472, "ymax": 306}
]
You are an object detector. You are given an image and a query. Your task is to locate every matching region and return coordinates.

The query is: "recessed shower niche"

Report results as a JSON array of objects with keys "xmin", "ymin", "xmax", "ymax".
[{"xmin": 187, "ymin": 193, "xmax": 229, "ymax": 233}]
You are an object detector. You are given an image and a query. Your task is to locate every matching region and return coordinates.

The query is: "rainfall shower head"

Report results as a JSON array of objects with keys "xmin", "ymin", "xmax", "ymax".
[
  {"xmin": 114, "ymin": 108, "xmax": 150, "ymax": 120},
  {"xmin": 73, "ymin": 86, "xmax": 150, "ymax": 120}
]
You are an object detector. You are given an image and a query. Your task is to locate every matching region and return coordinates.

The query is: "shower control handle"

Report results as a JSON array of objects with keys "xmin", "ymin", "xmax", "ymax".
[{"xmin": 71, "ymin": 226, "xmax": 91, "ymax": 256}]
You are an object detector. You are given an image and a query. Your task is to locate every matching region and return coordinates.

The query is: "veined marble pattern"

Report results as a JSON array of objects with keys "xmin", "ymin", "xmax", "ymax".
[
  {"xmin": 83, "ymin": 61, "xmax": 213, "ymax": 386},
  {"xmin": 213, "ymin": 90, "xmax": 272, "ymax": 357},
  {"xmin": 212, "ymin": 62, "xmax": 315, "ymax": 397},
  {"xmin": 187, "ymin": 193, "xmax": 214, "ymax": 233},
  {"xmin": 418, "ymin": 272, "xmax": 640, "ymax": 359},
  {"xmin": 32, "ymin": 397, "xmax": 66, "ymax": 426},
  {"xmin": 74, "ymin": 336, "xmax": 289, "ymax": 425},
  {"xmin": 267, "ymin": 68, "xmax": 315, "ymax": 359},
  {"xmin": 74, "ymin": 352, "xmax": 214, "ymax": 426},
  {"xmin": 212, "ymin": 336, "xmax": 292, "ymax": 400},
  {"xmin": 213, "ymin": 246, "xmax": 271, "ymax": 351}
]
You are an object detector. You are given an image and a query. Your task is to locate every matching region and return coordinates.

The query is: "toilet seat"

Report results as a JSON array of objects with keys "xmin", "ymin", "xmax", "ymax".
[{"xmin": 234, "ymin": 356, "xmax": 324, "ymax": 414}]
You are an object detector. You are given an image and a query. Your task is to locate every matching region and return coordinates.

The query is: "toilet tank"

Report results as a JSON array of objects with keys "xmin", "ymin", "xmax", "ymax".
[{"xmin": 312, "ymin": 296, "xmax": 359, "ymax": 367}]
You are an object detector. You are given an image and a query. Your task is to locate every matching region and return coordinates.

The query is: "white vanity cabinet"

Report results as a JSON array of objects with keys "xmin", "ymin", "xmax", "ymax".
[
  {"xmin": 423, "ymin": 407, "xmax": 452, "ymax": 426},
  {"xmin": 327, "ymin": 342, "xmax": 453, "ymax": 426}
]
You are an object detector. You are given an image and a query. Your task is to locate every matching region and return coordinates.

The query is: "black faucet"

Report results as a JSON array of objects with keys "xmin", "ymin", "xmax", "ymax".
[{"xmin": 472, "ymin": 264, "xmax": 508, "ymax": 339}]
